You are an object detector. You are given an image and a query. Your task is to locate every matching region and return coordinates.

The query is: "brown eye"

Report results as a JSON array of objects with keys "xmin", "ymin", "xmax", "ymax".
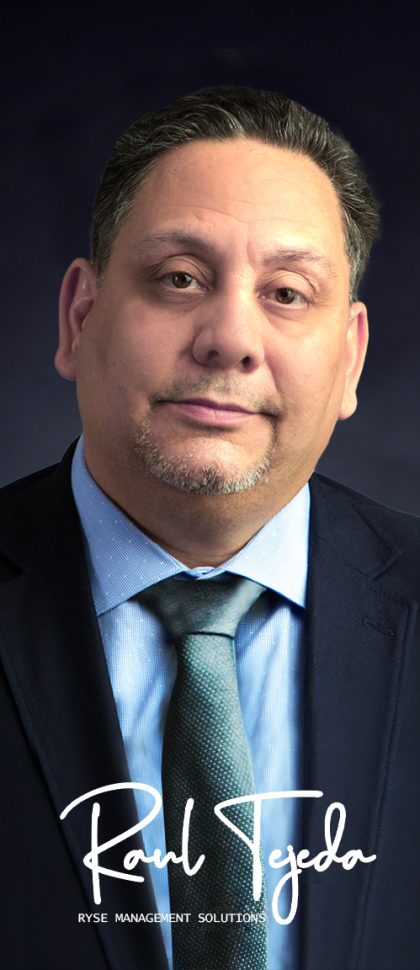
[
  {"xmin": 171, "ymin": 272, "xmax": 194, "ymax": 288},
  {"xmin": 275, "ymin": 287, "xmax": 299, "ymax": 305}
]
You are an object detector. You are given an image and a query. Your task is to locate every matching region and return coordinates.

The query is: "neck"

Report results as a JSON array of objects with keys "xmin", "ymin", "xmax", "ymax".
[
  {"xmin": 125, "ymin": 492, "xmax": 277, "ymax": 567},
  {"xmin": 83, "ymin": 452, "xmax": 306, "ymax": 567}
]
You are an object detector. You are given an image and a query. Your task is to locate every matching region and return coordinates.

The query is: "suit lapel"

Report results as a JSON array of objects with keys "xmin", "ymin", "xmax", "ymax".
[
  {"xmin": 300, "ymin": 476, "xmax": 417, "ymax": 970},
  {"xmin": 0, "ymin": 447, "xmax": 168, "ymax": 970}
]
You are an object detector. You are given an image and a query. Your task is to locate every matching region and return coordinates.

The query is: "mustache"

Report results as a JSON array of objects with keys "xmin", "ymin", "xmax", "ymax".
[{"xmin": 150, "ymin": 376, "xmax": 281, "ymax": 418}]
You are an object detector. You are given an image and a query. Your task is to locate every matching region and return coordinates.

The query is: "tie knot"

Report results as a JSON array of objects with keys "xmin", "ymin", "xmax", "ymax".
[{"xmin": 139, "ymin": 574, "xmax": 266, "ymax": 641}]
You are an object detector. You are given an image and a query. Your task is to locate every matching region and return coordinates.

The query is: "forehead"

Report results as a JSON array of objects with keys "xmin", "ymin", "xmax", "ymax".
[{"xmin": 116, "ymin": 138, "xmax": 347, "ymax": 271}]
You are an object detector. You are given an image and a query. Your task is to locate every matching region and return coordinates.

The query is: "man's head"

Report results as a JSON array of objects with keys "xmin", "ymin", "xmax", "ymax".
[
  {"xmin": 90, "ymin": 85, "xmax": 379, "ymax": 301},
  {"xmin": 56, "ymin": 86, "xmax": 379, "ymax": 555}
]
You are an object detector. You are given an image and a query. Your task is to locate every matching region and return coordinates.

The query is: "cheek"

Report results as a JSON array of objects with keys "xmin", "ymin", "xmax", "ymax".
[
  {"xmin": 276, "ymin": 339, "xmax": 347, "ymax": 417},
  {"xmin": 79, "ymin": 313, "xmax": 147, "ymax": 389},
  {"xmin": 103, "ymin": 303, "xmax": 180, "ymax": 382}
]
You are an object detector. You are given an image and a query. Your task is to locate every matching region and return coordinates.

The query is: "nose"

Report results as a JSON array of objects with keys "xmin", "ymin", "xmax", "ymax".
[{"xmin": 191, "ymin": 288, "xmax": 265, "ymax": 373}]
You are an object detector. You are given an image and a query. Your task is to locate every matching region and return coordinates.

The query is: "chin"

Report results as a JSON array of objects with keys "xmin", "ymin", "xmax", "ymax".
[{"xmin": 133, "ymin": 435, "xmax": 274, "ymax": 497}]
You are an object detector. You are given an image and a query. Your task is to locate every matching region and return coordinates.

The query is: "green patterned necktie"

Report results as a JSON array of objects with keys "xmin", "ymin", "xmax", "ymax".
[{"xmin": 140, "ymin": 574, "xmax": 269, "ymax": 970}]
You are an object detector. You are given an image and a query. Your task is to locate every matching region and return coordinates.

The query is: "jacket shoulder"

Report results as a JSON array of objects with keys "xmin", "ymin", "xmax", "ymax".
[
  {"xmin": 0, "ymin": 463, "xmax": 60, "ymax": 523},
  {"xmin": 0, "ymin": 443, "xmax": 78, "ymax": 576},
  {"xmin": 311, "ymin": 472, "xmax": 420, "ymax": 580},
  {"xmin": 313, "ymin": 472, "xmax": 420, "ymax": 529}
]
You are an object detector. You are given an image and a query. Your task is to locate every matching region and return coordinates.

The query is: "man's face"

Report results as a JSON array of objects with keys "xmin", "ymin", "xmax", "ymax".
[{"xmin": 57, "ymin": 138, "xmax": 367, "ymax": 509}]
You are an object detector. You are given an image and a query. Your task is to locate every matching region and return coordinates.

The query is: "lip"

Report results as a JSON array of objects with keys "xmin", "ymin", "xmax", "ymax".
[{"xmin": 161, "ymin": 398, "xmax": 260, "ymax": 426}]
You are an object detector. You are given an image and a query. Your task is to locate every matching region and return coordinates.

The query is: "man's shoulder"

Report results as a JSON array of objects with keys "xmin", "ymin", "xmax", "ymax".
[
  {"xmin": 311, "ymin": 472, "xmax": 420, "ymax": 571},
  {"xmin": 0, "ymin": 446, "xmax": 78, "ymax": 573},
  {"xmin": 0, "ymin": 462, "xmax": 70, "ymax": 550},
  {"xmin": 310, "ymin": 472, "xmax": 420, "ymax": 528},
  {"xmin": 0, "ymin": 443, "xmax": 77, "ymax": 523},
  {"xmin": 0, "ymin": 462, "xmax": 59, "ymax": 516}
]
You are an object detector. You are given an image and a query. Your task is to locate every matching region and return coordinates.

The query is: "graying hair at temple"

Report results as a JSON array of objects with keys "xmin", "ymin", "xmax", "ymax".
[{"xmin": 90, "ymin": 85, "xmax": 380, "ymax": 299}]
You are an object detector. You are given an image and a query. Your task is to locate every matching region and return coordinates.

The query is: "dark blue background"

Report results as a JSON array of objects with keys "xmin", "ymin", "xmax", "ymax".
[{"xmin": 2, "ymin": 2, "xmax": 419, "ymax": 511}]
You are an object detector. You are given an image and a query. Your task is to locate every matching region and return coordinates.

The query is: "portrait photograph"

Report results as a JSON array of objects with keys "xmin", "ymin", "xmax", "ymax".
[{"xmin": 1, "ymin": 3, "xmax": 419, "ymax": 969}]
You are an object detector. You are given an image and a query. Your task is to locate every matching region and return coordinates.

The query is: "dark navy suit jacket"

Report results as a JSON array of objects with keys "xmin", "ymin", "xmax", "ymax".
[{"xmin": 0, "ymin": 443, "xmax": 419, "ymax": 969}]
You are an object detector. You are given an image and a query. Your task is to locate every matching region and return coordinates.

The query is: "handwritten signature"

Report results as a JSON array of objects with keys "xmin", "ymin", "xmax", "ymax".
[{"xmin": 60, "ymin": 784, "xmax": 376, "ymax": 922}]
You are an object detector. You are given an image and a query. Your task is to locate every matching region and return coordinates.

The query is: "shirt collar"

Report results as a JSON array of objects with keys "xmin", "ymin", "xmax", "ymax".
[{"xmin": 71, "ymin": 436, "xmax": 309, "ymax": 616}]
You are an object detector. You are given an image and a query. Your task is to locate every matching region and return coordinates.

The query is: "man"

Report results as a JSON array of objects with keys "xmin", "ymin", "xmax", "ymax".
[{"xmin": 1, "ymin": 85, "xmax": 419, "ymax": 970}]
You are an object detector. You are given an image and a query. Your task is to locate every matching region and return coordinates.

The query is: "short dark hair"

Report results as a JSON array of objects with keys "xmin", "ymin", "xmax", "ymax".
[{"xmin": 91, "ymin": 85, "xmax": 380, "ymax": 298}]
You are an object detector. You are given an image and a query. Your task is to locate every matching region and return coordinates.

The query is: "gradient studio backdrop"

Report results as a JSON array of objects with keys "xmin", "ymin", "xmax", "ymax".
[{"xmin": 2, "ymin": 3, "xmax": 419, "ymax": 512}]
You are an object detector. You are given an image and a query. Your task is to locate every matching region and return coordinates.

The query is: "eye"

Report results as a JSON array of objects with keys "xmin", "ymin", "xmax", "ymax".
[
  {"xmin": 151, "ymin": 267, "xmax": 206, "ymax": 299},
  {"xmin": 169, "ymin": 272, "xmax": 196, "ymax": 289},
  {"xmin": 274, "ymin": 287, "xmax": 306, "ymax": 306}
]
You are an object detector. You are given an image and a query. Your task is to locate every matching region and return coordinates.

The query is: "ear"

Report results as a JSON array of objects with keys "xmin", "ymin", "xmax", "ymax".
[
  {"xmin": 338, "ymin": 301, "xmax": 369, "ymax": 421},
  {"xmin": 55, "ymin": 258, "xmax": 97, "ymax": 381}
]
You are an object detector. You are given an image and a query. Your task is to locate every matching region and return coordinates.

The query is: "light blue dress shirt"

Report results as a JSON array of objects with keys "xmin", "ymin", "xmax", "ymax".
[{"xmin": 71, "ymin": 436, "xmax": 309, "ymax": 970}]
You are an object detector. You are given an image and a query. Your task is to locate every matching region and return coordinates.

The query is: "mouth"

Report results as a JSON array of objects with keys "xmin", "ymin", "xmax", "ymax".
[{"xmin": 158, "ymin": 397, "xmax": 262, "ymax": 426}]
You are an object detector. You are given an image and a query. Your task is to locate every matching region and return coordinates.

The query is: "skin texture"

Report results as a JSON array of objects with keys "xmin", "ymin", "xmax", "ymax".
[{"xmin": 56, "ymin": 138, "xmax": 368, "ymax": 566}]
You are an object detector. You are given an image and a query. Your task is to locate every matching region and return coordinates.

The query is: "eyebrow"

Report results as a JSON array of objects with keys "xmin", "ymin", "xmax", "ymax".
[{"xmin": 131, "ymin": 230, "xmax": 338, "ymax": 280}]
